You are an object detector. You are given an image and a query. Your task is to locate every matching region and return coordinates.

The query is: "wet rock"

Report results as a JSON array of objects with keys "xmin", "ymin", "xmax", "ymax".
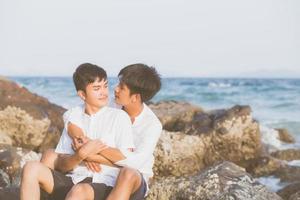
[
  {"xmin": 276, "ymin": 128, "xmax": 295, "ymax": 144},
  {"xmin": 277, "ymin": 182, "xmax": 300, "ymax": 200},
  {"xmin": 246, "ymin": 155, "xmax": 285, "ymax": 177},
  {"xmin": 271, "ymin": 149, "xmax": 300, "ymax": 161},
  {"xmin": 147, "ymin": 161, "xmax": 282, "ymax": 200},
  {"xmin": 0, "ymin": 79, "xmax": 65, "ymax": 151},
  {"xmin": 274, "ymin": 166, "xmax": 300, "ymax": 183}
]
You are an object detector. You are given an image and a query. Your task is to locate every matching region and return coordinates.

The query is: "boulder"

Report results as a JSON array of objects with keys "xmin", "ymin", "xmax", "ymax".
[
  {"xmin": 0, "ymin": 78, "xmax": 66, "ymax": 152},
  {"xmin": 275, "ymin": 128, "xmax": 295, "ymax": 144},
  {"xmin": 277, "ymin": 182, "xmax": 300, "ymax": 200},
  {"xmin": 147, "ymin": 161, "xmax": 282, "ymax": 200},
  {"xmin": 153, "ymin": 105, "xmax": 262, "ymax": 177}
]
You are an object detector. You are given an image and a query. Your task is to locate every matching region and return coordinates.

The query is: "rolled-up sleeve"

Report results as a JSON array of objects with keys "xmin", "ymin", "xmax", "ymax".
[
  {"xmin": 55, "ymin": 127, "xmax": 74, "ymax": 154},
  {"xmin": 115, "ymin": 121, "xmax": 162, "ymax": 169}
]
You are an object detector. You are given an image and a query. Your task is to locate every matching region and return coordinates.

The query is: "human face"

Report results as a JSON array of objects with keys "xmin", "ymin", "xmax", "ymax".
[
  {"xmin": 114, "ymin": 82, "xmax": 132, "ymax": 106},
  {"xmin": 81, "ymin": 78, "xmax": 109, "ymax": 108}
]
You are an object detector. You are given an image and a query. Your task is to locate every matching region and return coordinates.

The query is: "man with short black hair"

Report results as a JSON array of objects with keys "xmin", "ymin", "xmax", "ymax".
[{"xmin": 20, "ymin": 63, "xmax": 135, "ymax": 200}]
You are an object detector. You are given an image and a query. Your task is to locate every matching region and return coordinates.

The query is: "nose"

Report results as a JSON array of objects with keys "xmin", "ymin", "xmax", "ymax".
[{"xmin": 114, "ymin": 85, "xmax": 120, "ymax": 93}]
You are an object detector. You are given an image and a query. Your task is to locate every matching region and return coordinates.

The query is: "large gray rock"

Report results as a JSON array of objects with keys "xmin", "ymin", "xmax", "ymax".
[{"xmin": 147, "ymin": 161, "xmax": 282, "ymax": 200}]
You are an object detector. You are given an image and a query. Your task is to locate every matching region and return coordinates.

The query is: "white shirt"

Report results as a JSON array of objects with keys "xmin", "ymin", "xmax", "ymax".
[
  {"xmin": 55, "ymin": 105, "xmax": 134, "ymax": 187},
  {"xmin": 115, "ymin": 104, "xmax": 162, "ymax": 188}
]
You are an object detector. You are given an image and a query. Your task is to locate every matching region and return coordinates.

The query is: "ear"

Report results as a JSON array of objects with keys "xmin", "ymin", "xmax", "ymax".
[
  {"xmin": 132, "ymin": 93, "xmax": 141, "ymax": 103},
  {"xmin": 77, "ymin": 90, "xmax": 86, "ymax": 101}
]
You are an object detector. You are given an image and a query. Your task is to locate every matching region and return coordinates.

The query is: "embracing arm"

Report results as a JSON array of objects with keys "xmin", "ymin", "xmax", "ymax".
[
  {"xmin": 67, "ymin": 123, "xmax": 118, "ymax": 167},
  {"xmin": 55, "ymin": 153, "xmax": 83, "ymax": 173}
]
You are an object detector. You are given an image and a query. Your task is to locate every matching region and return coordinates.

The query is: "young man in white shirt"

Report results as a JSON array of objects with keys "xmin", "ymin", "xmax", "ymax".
[
  {"xmin": 64, "ymin": 64, "xmax": 162, "ymax": 200},
  {"xmin": 20, "ymin": 63, "xmax": 135, "ymax": 200}
]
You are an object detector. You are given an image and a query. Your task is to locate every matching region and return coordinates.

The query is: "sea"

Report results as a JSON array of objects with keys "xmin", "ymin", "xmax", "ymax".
[{"xmin": 10, "ymin": 77, "xmax": 300, "ymax": 192}]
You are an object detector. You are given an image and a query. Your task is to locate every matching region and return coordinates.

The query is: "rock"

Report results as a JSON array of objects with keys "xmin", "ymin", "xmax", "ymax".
[
  {"xmin": 0, "ymin": 144, "xmax": 41, "ymax": 187},
  {"xmin": 0, "ymin": 187, "xmax": 19, "ymax": 200},
  {"xmin": 246, "ymin": 155, "xmax": 285, "ymax": 177},
  {"xmin": 153, "ymin": 105, "xmax": 262, "ymax": 177},
  {"xmin": 0, "ymin": 169, "xmax": 10, "ymax": 189},
  {"xmin": 0, "ymin": 106, "xmax": 51, "ymax": 150},
  {"xmin": 0, "ymin": 79, "xmax": 66, "ymax": 151},
  {"xmin": 153, "ymin": 131, "xmax": 207, "ymax": 176},
  {"xmin": 276, "ymin": 128, "xmax": 295, "ymax": 144},
  {"xmin": 277, "ymin": 182, "xmax": 300, "ymax": 200},
  {"xmin": 271, "ymin": 149, "xmax": 300, "ymax": 161},
  {"xmin": 147, "ymin": 161, "xmax": 282, "ymax": 200},
  {"xmin": 274, "ymin": 166, "xmax": 300, "ymax": 183},
  {"xmin": 148, "ymin": 101, "xmax": 203, "ymax": 132},
  {"xmin": 289, "ymin": 191, "xmax": 300, "ymax": 200}
]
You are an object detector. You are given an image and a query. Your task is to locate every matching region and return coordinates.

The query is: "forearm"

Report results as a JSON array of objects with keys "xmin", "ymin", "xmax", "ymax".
[
  {"xmin": 55, "ymin": 153, "xmax": 83, "ymax": 173},
  {"xmin": 99, "ymin": 147, "xmax": 126, "ymax": 163},
  {"xmin": 85, "ymin": 154, "xmax": 117, "ymax": 167}
]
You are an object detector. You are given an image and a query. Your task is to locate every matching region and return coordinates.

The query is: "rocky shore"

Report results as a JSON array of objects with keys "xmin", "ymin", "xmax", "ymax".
[{"xmin": 1, "ymin": 77, "xmax": 300, "ymax": 199}]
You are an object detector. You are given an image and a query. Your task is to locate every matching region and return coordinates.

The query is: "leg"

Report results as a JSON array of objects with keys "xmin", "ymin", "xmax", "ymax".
[
  {"xmin": 65, "ymin": 183, "xmax": 94, "ymax": 200},
  {"xmin": 106, "ymin": 167, "xmax": 142, "ymax": 200},
  {"xmin": 40, "ymin": 149, "xmax": 58, "ymax": 170},
  {"xmin": 20, "ymin": 161, "xmax": 54, "ymax": 200}
]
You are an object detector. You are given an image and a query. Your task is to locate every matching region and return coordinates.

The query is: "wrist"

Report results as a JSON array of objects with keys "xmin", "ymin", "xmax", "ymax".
[{"xmin": 77, "ymin": 149, "xmax": 87, "ymax": 160}]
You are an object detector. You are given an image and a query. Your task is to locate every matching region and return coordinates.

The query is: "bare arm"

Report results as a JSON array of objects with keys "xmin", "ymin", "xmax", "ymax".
[
  {"xmin": 55, "ymin": 153, "xmax": 83, "ymax": 173},
  {"xmin": 85, "ymin": 154, "xmax": 116, "ymax": 167},
  {"xmin": 55, "ymin": 139, "xmax": 107, "ymax": 173}
]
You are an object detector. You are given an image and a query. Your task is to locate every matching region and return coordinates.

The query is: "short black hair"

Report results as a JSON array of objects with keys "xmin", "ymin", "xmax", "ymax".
[
  {"xmin": 118, "ymin": 63, "xmax": 161, "ymax": 102},
  {"xmin": 73, "ymin": 63, "xmax": 107, "ymax": 92}
]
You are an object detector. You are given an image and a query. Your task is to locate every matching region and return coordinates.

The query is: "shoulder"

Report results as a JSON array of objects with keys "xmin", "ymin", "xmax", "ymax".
[
  {"xmin": 143, "ymin": 104, "xmax": 162, "ymax": 130},
  {"xmin": 105, "ymin": 107, "xmax": 131, "ymax": 121},
  {"xmin": 63, "ymin": 105, "xmax": 84, "ymax": 120}
]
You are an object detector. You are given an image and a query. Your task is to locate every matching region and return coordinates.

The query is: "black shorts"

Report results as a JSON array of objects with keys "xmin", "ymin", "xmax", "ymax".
[
  {"xmin": 41, "ymin": 169, "xmax": 146, "ymax": 200},
  {"xmin": 40, "ymin": 169, "xmax": 109, "ymax": 200},
  {"xmin": 90, "ymin": 172, "xmax": 147, "ymax": 200}
]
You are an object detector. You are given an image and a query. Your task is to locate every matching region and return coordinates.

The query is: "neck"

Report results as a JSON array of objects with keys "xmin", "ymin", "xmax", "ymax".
[
  {"xmin": 85, "ymin": 103, "xmax": 102, "ymax": 115},
  {"xmin": 123, "ymin": 102, "xmax": 144, "ymax": 120}
]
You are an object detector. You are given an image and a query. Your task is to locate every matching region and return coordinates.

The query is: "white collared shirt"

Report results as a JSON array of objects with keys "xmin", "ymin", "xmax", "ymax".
[
  {"xmin": 55, "ymin": 105, "xmax": 134, "ymax": 187},
  {"xmin": 114, "ymin": 103, "xmax": 162, "ymax": 188}
]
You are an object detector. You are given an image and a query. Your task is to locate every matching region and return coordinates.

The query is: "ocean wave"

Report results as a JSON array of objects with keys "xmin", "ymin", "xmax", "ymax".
[
  {"xmin": 208, "ymin": 82, "xmax": 231, "ymax": 88},
  {"xmin": 256, "ymin": 176, "xmax": 287, "ymax": 192}
]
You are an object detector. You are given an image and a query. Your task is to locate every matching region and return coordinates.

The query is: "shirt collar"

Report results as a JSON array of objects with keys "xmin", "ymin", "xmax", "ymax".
[
  {"xmin": 132, "ymin": 103, "xmax": 147, "ymax": 125},
  {"xmin": 81, "ymin": 105, "xmax": 108, "ymax": 118}
]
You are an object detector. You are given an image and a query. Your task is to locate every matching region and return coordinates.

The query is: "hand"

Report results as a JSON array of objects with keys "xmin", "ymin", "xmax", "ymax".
[
  {"xmin": 84, "ymin": 161, "xmax": 101, "ymax": 172},
  {"xmin": 78, "ymin": 139, "xmax": 108, "ymax": 160},
  {"xmin": 72, "ymin": 136, "xmax": 89, "ymax": 151}
]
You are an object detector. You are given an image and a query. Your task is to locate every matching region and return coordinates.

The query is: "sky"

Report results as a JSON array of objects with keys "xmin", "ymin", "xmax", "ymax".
[{"xmin": 0, "ymin": 0, "xmax": 299, "ymax": 77}]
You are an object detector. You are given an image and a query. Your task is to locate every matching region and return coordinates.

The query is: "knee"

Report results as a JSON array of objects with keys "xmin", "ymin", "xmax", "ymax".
[
  {"xmin": 119, "ymin": 167, "xmax": 139, "ymax": 182},
  {"xmin": 40, "ymin": 149, "xmax": 58, "ymax": 168},
  {"xmin": 22, "ymin": 161, "xmax": 41, "ymax": 178}
]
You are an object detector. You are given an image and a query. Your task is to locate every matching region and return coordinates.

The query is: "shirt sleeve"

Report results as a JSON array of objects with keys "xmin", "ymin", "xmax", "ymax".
[
  {"xmin": 55, "ymin": 107, "xmax": 83, "ymax": 154},
  {"xmin": 115, "ymin": 120, "xmax": 162, "ymax": 170},
  {"xmin": 115, "ymin": 111, "xmax": 135, "ymax": 153},
  {"xmin": 63, "ymin": 106, "xmax": 84, "ymax": 133},
  {"xmin": 55, "ymin": 127, "xmax": 74, "ymax": 154}
]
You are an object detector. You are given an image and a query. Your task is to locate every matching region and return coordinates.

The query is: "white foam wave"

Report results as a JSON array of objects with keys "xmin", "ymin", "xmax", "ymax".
[
  {"xmin": 256, "ymin": 176, "xmax": 287, "ymax": 192},
  {"xmin": 208, "ymin": 82, "xmax": 231, "ymax": 88},
  {"xmin": 288, "ymin": 160, "xmax": 300, "ymax": 167}
]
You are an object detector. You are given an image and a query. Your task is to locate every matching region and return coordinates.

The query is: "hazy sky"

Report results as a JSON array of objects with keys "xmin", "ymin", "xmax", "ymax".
[{"xmin": 0, "ymin": 0, "xmax": 299, "ymax": 77}]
